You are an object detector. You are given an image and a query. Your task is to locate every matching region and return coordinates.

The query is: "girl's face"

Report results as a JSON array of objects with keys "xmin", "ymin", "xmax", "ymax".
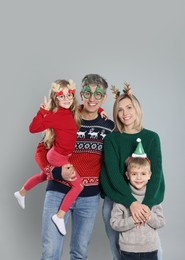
[
  {"xmin": 57, "ymin": 87, "xmax": 74, "ymax": 109},
  {"xmin": 126, "ymin": 166, "xmax": 151, "ymax": 190},
  {"xmin": 117, "ymin": 97, "xmax": 136, "ymax": 130}
]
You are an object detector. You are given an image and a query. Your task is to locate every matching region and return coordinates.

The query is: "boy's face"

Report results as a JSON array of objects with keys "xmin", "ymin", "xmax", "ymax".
[{"xmin": 126, "ymin": 165, "xmax": 151, "ymax": 190}]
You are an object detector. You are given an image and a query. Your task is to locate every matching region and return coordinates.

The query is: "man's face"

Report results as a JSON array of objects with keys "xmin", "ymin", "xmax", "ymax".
[{"xmin": 81, "ymin": 84, "xmax": 107, "ymax": 114}]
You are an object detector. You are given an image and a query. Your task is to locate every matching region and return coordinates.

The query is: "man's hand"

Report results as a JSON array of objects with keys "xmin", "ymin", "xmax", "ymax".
[{"xmin": 61, "ymin": 164, "xmax": 77, "ymax": 181}]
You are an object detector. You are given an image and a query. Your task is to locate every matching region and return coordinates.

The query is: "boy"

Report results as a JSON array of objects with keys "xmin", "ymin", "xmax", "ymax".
[{"xmin": 110, "ymin": 138, "xmax": 165, "ymax": 260}]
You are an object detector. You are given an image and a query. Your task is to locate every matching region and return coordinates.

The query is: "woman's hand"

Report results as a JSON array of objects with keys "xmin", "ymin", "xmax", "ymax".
[{"xmin": 130, "ymin": 201, "xmax": 150, "ymax": 223}]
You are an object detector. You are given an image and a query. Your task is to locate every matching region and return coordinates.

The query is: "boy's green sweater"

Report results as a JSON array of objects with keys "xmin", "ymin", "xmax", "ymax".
[{"xmin": 100, "ymin": 128, "xmax": 165, "ymax": 209}]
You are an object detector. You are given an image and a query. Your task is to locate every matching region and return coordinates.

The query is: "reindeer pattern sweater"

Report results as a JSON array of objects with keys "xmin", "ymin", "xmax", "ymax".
[{"xmin": 49, "ymin": 115, "xmax": 114, "ymax": 197}]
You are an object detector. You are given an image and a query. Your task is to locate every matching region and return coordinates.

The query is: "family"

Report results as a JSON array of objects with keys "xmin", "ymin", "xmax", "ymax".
[{"xmin": 14, "ymin": 74, "xmax": 165, "ymax": 260}]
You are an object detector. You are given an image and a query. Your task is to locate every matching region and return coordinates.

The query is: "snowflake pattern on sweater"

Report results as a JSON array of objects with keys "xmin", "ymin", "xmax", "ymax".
[{"xmin": 75, "ymin": 126, "xmax": 110, "ymax": 155}]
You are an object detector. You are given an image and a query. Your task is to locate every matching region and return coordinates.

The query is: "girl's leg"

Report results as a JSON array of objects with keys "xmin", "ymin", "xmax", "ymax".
[
  {"xmin": 23, "ymin": 171, "xmax": 47, "ymax": 191},
  {"xmin": 59, "ymin": 171, "xmax": 83, "ymax": 212},
  {"xmin": 14, "ymin": 171, "xmax": 47, "ymax": 209},
  {"xmin": 47, "ymin": 148, "xmax": 84, "ymax": 235},
  {"xmin": 14, "ymin": 142, "xmax": 49, "ymax": 209},
  {"xmin": 52, "ymin": 171, "xmax": 83, "ymax": 235},
  {"xmin": 34, "ymin": 142, "xmax": 49, "ymax": 170}
]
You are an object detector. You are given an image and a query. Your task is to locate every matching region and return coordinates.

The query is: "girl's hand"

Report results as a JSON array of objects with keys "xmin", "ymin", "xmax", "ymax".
[
  {"xmin": 100, "ymin": 110, "xmax": 108, "ymax": 120},
  {"xmin": 130, "ymin": 201, "xmax": 150, "ymax": 223},
  {"xmin": 41, "ymin": 96, "xmax": 51, "ymax": 110}
]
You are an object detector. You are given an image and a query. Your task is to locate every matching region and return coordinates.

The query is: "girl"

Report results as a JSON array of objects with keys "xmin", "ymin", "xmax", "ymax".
[{"xmin": 14, "ymin": 79, "xmax": 82, "ymax": 236}]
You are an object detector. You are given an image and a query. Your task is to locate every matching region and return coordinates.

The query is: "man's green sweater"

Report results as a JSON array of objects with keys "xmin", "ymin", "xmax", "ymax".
[{"xmin": 100, "ymin": 128, "xmax": 165, "ymax": 209}]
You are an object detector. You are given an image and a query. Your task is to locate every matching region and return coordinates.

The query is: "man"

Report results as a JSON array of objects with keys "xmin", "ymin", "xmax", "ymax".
[{"xmin": 41, "ymin": 74, "xmax": 114, "ymax": 260}]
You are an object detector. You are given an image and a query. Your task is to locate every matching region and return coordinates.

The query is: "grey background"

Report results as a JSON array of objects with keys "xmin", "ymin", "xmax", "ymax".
[{"xmin": 1, "ymin": 1, "xmax": 184, "ymax": 259}]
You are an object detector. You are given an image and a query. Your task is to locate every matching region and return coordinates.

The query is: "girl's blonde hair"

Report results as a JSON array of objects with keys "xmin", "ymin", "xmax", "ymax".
[
  {"xmin": 43, "ymin": 79, "xmax": 81, "ymax": 149},
  {"xmin": 113, "ymin": 93, "xmax": 143, "ymax": 133}
]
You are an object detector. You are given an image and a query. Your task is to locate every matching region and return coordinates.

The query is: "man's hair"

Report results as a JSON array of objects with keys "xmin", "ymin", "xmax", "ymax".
[{"xmin": 81, "ymin": 74, "xmax": 108, "ymax": 93}]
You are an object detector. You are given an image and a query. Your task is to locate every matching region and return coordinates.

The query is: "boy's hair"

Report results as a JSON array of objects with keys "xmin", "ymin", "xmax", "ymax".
[
  {"xmin": 113, "ymin": 93, "xmax": 143, "ymax": 133},
  {"xmin": 43, "ymin": 79, "xmax": 81, "ymax": 149},
  {"xmin": 81, "ymin": 74, "xmax": 108, "ymax": 94},
  {"xmin": 125, "ymin": 157, "xmax": 151, "ymax": 174}
]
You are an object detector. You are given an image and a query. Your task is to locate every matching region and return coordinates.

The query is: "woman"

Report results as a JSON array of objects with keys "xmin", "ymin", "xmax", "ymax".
[{"xmin": 100, "ymin": 83, "xmax": 165, "ymax": 260}]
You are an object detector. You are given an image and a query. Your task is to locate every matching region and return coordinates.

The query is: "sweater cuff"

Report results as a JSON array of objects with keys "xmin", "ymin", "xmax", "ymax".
[
  {"xmin": 52, "ymin": 167, "xmax": 64, "ymax": 181},
  {"xmin": 98, "ymin": 107, "xmax": 104, "ymax": 113},
  {"xmin": 39, "ymin": 106, "xmax": 49, "ymax": 115}
]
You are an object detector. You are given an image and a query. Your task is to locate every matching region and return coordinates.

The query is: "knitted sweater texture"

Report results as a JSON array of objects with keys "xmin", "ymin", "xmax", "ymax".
[
  {"xmin": 48, "ymin": 115, "xmax": 114, "ymax": 196},
  {"xmin": 29, "ymin": 107, "xmax": 78, "ymax": 155},
  {"xmin": 100, "ymin": 129, "xmax": 165, "ymax": 208},
  {"xmin": 110, "ymin": 185, "xmax": 165, "ymax": 253}
]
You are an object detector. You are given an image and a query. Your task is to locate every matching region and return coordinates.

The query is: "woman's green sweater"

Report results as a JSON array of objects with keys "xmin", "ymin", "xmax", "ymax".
[{"xmin": 100, "ymin": 128, "xmax": 165, "ymax": 209}]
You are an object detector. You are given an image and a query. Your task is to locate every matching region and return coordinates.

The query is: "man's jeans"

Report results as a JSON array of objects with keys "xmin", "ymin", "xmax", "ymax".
[
  {"xmin": 102, "ymin": 196, "xmax": 163, "ymax": 260},
  {"xmin": 41, "ymin": 191, "xmax": 100, "ymax": 260}
]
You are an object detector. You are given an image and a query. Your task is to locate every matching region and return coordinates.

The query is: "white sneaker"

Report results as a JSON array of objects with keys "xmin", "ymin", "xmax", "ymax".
[
  {"xmin": 14, "ymin": 191, "xmax": 25, "ymax": 209},
  {"xmin": 52, "ymin": 214, "xmax": 66, "ymax": 235}
]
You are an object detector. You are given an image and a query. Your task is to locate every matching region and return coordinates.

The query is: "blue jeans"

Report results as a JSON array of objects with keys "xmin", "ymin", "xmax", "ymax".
[
  {"xmin": 41, "ymin": 191, "xmax": 100, "ymax": 260},
  {"xmin": 102, "ymin": 197, "xmax": 163, "ymax": 260},
  {"xmin": 102, "ymin": 196, "xmax": 122, "ymax": 260}
]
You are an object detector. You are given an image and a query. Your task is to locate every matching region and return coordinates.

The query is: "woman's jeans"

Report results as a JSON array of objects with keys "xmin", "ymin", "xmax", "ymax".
[
  {"xmin": 41, "ymin": 191, "xmax": 100, "ymax": 260},
  {"xmin": 102, "ymin": 196, "xmax": 163, "ymax": 260}
]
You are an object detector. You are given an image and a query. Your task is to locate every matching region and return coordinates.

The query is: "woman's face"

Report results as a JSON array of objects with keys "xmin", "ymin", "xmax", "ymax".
[{"xmin": 117, "ymin": 97, "xmax": 136, "ymax": 129}]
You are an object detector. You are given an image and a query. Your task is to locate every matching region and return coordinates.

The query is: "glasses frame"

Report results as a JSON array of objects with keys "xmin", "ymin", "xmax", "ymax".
[
  {"xmin": 81, "ymin": 85, "xmax": 105, "ymax": 100},
  {"xmin": 57, "ymin": 93, "xmax": 74, "ymax": 101}
]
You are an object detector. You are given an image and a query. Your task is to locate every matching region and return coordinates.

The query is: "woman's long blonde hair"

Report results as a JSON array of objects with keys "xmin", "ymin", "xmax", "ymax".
[
  {"xmin": 43, "ymin": 79, "xmax": 81, "ymax": 149},
  {"xmin": 113, "ymin": 93, "xmax": 143, "ymax": 133}
]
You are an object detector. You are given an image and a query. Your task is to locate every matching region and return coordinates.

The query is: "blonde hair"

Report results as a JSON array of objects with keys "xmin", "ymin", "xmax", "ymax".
[
  {"xmin": 43, "ymin": 79, "xmax": 81, "ymax": 149},
  {"xmin": 125, "ymin": 157, "xmax": 151, "ymax": 174},
  {"xmin": 113, "ymin": 93, "xmax": 143, "ymax": 133}
]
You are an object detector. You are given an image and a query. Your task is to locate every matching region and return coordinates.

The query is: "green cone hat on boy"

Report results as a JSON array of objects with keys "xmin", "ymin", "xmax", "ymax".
[{"xmin": 132, "ymin": 138, "xmax": 147, "ymax": 158}]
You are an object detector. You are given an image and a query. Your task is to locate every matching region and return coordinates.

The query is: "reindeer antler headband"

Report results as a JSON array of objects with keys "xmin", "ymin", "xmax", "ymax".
[
  {"xmin": 52, "ymin": 79, "xmax": 76, "ymax": 96},
  {"xmin": 111, "ymin": 82, "xmax": 133, "ymax": 99}
]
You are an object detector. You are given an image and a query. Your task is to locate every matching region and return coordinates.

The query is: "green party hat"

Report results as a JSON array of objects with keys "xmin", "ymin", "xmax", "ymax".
[{"xmin": 132, "ymin": 138, "xmax": 147, "ymax": 158}]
